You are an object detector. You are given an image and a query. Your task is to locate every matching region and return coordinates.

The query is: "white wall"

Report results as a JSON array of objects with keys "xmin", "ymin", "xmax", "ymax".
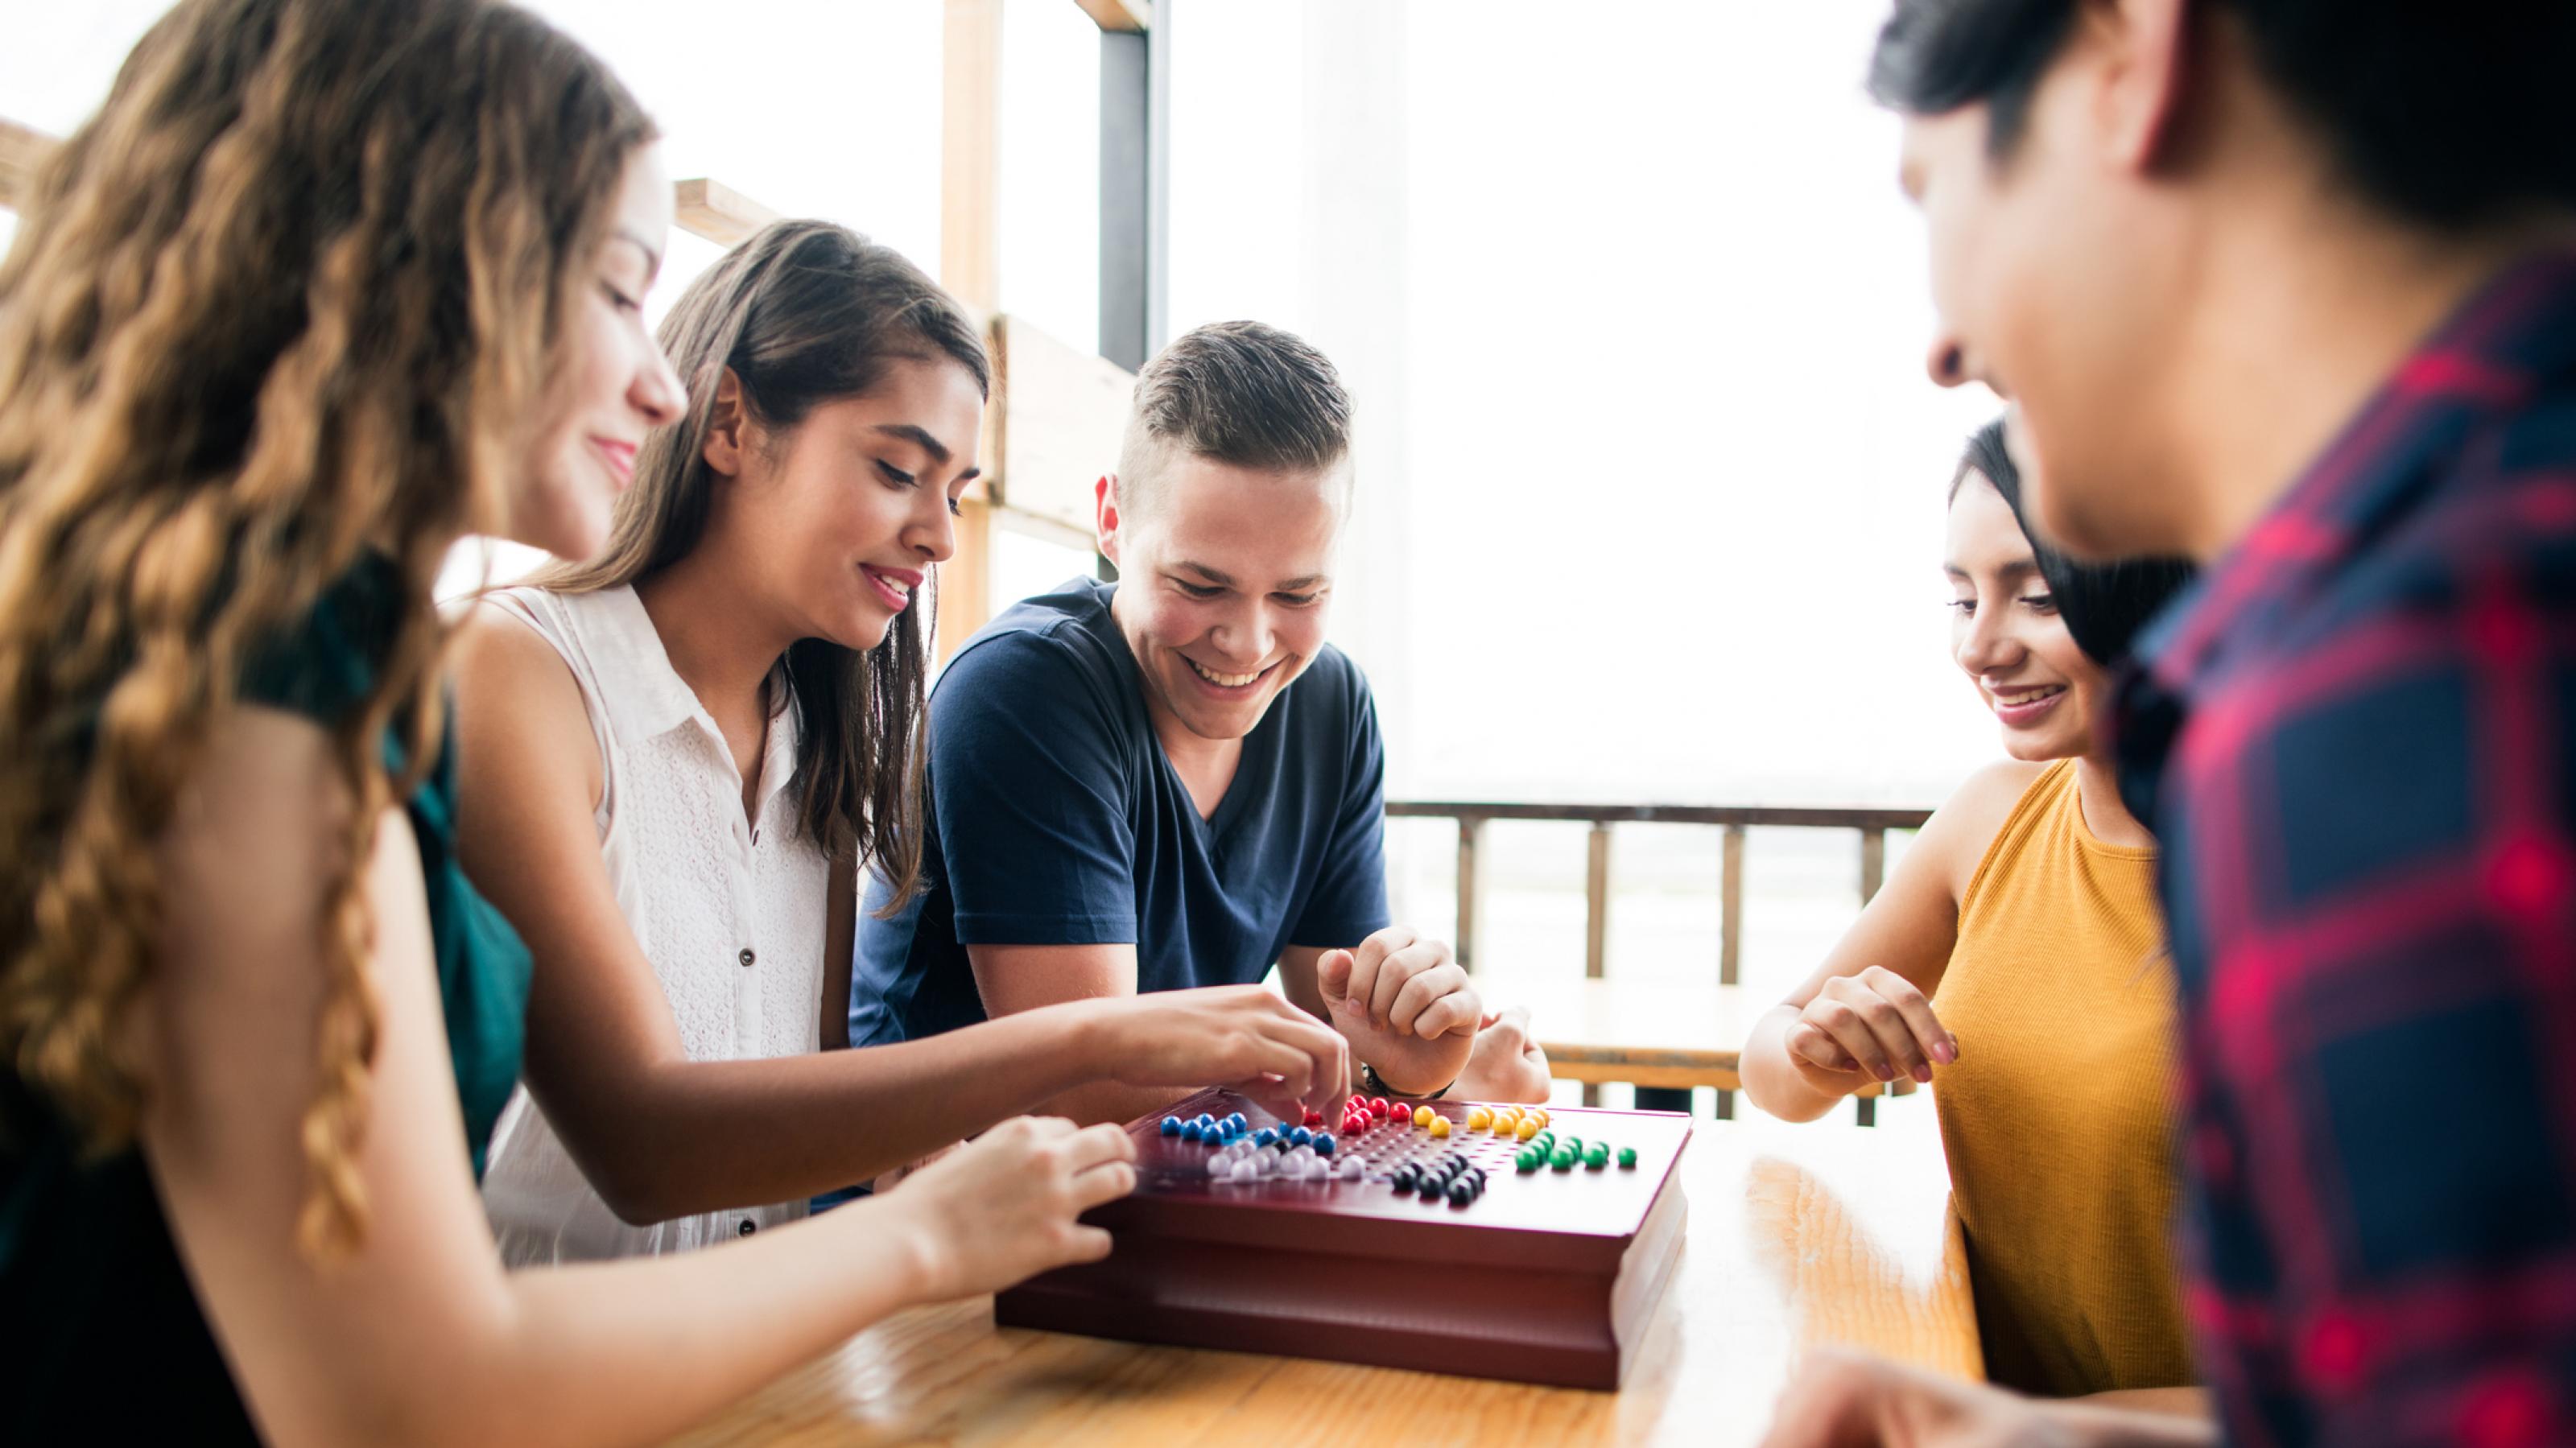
[{"xmin": 7, "ymin": 2, "xmax": 2006, "ymax": 809}]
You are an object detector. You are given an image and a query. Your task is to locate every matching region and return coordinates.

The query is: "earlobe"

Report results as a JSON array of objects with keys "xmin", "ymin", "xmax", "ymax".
[
  {"xmin": 701, "ymin": 367, "xmax": 747, "ymax": 478},
  {"xmin": 1096, "ymin": 473, "xmax": 1122, "ymax": 559},
  {"xmin": 2103, "ymin": 0, "xmax": 2196, "ymax": 172}
]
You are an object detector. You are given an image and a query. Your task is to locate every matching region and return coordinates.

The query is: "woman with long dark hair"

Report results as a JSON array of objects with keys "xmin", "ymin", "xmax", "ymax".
[
  {"xmin": 1741, "ymin": 419, "xmax": 2204, "ymax": 1412},
  {"xmin": 454, "ymin": 219, "xmax": 1349, "ymax": 1260}
]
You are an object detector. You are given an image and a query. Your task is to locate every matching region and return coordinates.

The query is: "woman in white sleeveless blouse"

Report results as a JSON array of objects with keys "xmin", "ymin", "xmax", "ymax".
[{"xmin": 452, "ymin": 222, "xmax": 1350, "ymax": 1262}]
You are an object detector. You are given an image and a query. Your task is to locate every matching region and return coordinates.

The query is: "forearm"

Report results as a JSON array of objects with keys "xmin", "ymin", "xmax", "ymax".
[
  {"xmin": 1033, "ymin": 1078, "xmax": 1197, "ymax": 1129},
  {"xmin": 476, "ymin": 1199, "xmax": 934, "ymax": 1448},
  {"xmin": 1740, "ymin": 1006, "xmax": 1859, "ymax": 1124},
  {"xmin": 544, "ymin": 1005, "xmax": 1108, "ymax": 1219},
  {"xmin": 2079, "ymin": 1388, "xmax": 2212, "ymax": 1419},
  {"xmin": 2029, "ymin": 1397, "xmax": 2219, "ymax": 1446}
]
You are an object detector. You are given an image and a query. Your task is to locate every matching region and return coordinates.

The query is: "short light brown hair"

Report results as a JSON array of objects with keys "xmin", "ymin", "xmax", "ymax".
[{"xmin": 1116, "ymin": 320, "xmax": 1352, "ymax": 513}]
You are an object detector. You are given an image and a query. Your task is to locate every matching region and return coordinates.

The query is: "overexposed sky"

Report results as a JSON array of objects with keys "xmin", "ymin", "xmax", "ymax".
[{"xmin": 5, "ymin": 0, "xmax": 2007, "ymax": 809}]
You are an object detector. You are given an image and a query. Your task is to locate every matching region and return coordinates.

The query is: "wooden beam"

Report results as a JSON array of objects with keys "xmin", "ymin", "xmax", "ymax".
[
  {"xmin": 1, "ymin": 118, "xmax": 60, "ymax": 214},
  {"xmin": 1860, "ymin": 828, "xmax": 1887, "ymax": 906},
  {"xmin": 1389, "ymin": 801, "xmax": 1934, "ymax": 831},
  {"xmin": 941, "ymin": 0, "xmax": 1003, "ymax": 314},
  {"xmin": 936, "ymin": 0, "xmax": 1004, "ymax": 667},
  {"xmin": 1073, "ymin": 0, "xmax": 1150, "ymax": 31},
  {"xmin": 990, "ymin": 501, "xmax": 1098, "ymax": 555},
  {"xmin": 937, "ymin": 497, "xmax": 994, "ymax": 670},
  {"xmin": 672, "ymin": 177, "xmax": 779, "ymax": 248},
  {"xmin": 985, "ymin": 313, "xmax": 1133, "ymax": 529}
]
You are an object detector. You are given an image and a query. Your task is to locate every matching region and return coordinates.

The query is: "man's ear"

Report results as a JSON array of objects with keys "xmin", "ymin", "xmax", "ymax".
[
  {"xmin": 2096, "ymin": 0, "xmax": 2197, "ymax": 175},
  {"xmin": 701, "ymin": 368, "xmax": 750, "ymax": 478},
  {"xmin": 1096, "ymin": 473, "xmax": 1124, "ymax": 567}
]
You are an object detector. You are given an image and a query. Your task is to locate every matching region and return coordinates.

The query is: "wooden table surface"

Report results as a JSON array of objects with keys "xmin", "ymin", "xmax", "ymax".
[{"xmin": 668, "ymin": 1104, "xmax": 1979, "ymax": 1446}]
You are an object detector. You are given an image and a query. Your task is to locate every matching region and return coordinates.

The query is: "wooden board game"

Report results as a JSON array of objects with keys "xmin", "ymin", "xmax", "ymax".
[{"xmin": 993, "ymin": 1087, "xmax": 1693, "ymax": 1389}]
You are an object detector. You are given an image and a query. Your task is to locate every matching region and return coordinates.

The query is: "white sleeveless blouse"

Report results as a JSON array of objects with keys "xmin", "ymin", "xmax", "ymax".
[{"xmin": 477, "ymin": 584, "xmax": 830, "ymax": 1262}]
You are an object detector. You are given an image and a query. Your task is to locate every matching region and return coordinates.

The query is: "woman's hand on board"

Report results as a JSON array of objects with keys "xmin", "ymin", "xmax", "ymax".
[{"xmin": 877, "ymin": 1116, "xmax": 1137, "ymax": 1302}]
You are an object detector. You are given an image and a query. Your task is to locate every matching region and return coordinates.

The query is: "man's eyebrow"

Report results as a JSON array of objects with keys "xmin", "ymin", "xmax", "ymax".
[
  {"xmin": 872, "ymin": 423, "xmax": 953, "ymax": 465},
  {"xmin": 1175, "ymin": 560, "xmax": 1235, "ymax": 586},
  {"xmin": 1271, "ymin": 574, "xmax": 1327, "ymax": 591}
]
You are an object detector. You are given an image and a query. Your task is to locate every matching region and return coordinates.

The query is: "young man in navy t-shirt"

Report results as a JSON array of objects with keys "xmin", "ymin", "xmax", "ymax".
[{"xmin": 852, "ymin": 321, "xmax": 1550, "ymax": 1126}]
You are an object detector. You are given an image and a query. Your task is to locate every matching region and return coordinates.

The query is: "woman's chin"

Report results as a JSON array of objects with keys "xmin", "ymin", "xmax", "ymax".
[
  {"xmin": 819, "ymin": 613, "xmax": 898, "ymax": 654},
  {"xmin": 503, "ymin": 489, "xmax": 613, "ymax": 565},
  {"xmin": 1998, "ymin": 728, "xmax": 2083, "ymax": 765}
]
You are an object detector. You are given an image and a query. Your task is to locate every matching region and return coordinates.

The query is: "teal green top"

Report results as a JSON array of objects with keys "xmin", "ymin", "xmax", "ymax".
[{"xmin": 0, "ymin": 555, "xmax": 533, "ymax": 1440}]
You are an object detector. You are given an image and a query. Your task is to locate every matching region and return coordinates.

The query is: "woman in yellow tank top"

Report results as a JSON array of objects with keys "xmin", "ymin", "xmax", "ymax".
[{"xmin": 1742, "ymin": 419, "xmax": 2200, "ymax": 1412}]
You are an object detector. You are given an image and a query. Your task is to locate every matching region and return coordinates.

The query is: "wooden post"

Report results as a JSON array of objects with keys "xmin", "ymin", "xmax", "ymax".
[
  {"xmin": 1719, "ymin": 823, "xmax": 1745, "ymax": 987},
  {"xmin": 1713, "ymin": 823, "xmax": 1747, "ymax": 1120},
  {"xmin": 1454, "ymin": 816, "xmax": 1483, "ymax": 972},
  {"xmin": 941, "ymin": 0, "xmax": 1001, "ymax": 311},
  {"xmin": 1860, "ymin": 827, "xmax": 1887, "ymax": 907},
  {"xmin": 1585, "ymin": 823, "xmax": 1612, "ymax": 980},
  {"xmin": 939, "ymin": 0, "xmax": 1003, "ymax": 667}
]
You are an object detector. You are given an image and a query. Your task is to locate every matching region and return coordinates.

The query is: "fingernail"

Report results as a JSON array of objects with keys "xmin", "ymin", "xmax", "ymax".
[
  {"xmin": 1874, "ymin": 1064, "xmax": 1894, "ymax": 1082},
  {"xmin": 1930, "ymin": 1042, "xmax": 1955, "ymax": 1066},
  {"xmin": 1913, "ymin": 1064, "xmax": 1933, "ymax": 1084}
]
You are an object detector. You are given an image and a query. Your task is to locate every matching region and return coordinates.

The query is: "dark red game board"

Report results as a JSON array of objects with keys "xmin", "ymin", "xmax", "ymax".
[{"xmin": 993, "ymin": 1088, "xmax": 1693, "ymax": 1389}]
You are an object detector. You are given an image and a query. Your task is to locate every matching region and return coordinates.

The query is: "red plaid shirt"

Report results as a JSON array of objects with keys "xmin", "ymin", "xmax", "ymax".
[{"xmin": 2114, "ymin": 248, "xmax": 2576, "ymax": 1447}]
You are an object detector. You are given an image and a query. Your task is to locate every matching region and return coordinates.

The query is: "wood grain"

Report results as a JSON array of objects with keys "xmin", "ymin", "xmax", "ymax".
[
  {"xmin": 1071, "ymin": 0, "xmax": 1152, "ymax": 31},
  {"xmin": 665, "ymin": 1109, "xmax": 1976, "ymax": 1446},
  {"xmin": 0, "ymin": 118, "xmax": 60, "ymax": 213},
  {"xmin": 940, "ymin": 0, "xmax": 1002, "ymax": 315},
  {"xmin": 985, "ymin": 313, "xmax": 1134, "ymax": 530},
  {"xmin": 672, "ymin": 178, "xmax": 781, "ymax": 248}
]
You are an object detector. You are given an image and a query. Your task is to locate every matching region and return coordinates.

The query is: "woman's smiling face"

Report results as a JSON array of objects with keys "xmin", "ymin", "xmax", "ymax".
[{"xmin": 1945, "ymin": 469, "xmax": 2104, "ymax": 761}]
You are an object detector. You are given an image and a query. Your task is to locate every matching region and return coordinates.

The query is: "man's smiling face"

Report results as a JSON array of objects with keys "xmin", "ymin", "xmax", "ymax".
[{"xmin": 1103, "ymin": 451, "xmax": 1346, "ymax": 745}]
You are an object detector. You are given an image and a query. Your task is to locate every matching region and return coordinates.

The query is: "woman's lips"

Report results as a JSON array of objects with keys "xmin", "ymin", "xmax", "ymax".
[
  {"xmin": 860, "ymin": 563, "xmax": 919, "ymax": 612},
  {"xmin": 590, "ymin": 437, "xmax": 638, "ymax": 489},
  {"xmin": 1988, "ymin": 683, "xmax": 2067, "ymax": 727}
]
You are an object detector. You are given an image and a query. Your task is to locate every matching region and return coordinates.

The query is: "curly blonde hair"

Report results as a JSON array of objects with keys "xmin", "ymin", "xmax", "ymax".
[{"xmin": 0, "ymin": 0, "xmax": 653, "ymax": 1256}]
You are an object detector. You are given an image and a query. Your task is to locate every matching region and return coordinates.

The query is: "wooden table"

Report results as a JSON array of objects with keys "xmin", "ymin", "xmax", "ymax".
[
  {"xmin": 669, "ymin": 1107, "xmax": 1979, "ymax": 1446},
  {"xmin": 1484, "ymin": 976, "xmax": 1918, "ymax": 1124}
]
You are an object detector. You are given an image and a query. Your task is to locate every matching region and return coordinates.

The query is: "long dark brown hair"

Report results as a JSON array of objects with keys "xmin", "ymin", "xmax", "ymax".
[
  {"xmin": 535, "ymin": 220, "xmax": 989, "ymax": 909},
  {"xmin": 0, "ymin": 0, "xmax": 653, "ymax": 1256}
]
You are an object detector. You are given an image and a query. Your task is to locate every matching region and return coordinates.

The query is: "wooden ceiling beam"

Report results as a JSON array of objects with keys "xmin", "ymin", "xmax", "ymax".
[
  {"xmin": 0, "ymin": 118, "xmax": 60, "ymax": 213},
  {"xmin": 1071, "ymin": 0, "xmax": 1150, "ymax": 32},
  {"xmin": 671, "ymin": 177, "xmax": 779, "ymax": 248}
]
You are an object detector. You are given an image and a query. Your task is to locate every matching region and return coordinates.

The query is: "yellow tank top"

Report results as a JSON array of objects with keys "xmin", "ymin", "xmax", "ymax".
[{"xmin": 1933, "ymin": 757, "xmax": 2192, "ymax": 1396}]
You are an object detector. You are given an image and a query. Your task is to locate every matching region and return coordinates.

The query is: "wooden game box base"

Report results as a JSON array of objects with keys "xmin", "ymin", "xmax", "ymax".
[{"xmin": 995, "ymin": 1088, "xmax": 1692, "ymax": 1389}]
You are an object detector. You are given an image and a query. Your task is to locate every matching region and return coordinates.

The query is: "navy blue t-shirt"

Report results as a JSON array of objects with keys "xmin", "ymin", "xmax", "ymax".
[{"xmin": 849, "ymin": 576, "xmax": 1389, "ymax": 1046}]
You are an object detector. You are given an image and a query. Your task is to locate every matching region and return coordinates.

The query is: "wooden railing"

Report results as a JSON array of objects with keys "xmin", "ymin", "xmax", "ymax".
[{"xmin": 1385, "ymin": 802, "xmax": 1934, "ymax": 984}]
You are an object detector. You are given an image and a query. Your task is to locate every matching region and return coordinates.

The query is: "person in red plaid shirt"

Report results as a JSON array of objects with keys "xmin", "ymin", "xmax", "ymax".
[{"xmin": 1765, "ymin": 2, "xmax": 2576, "ymax": 1446}]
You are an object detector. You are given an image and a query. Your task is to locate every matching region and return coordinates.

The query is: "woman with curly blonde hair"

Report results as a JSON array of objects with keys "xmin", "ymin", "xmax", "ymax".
[{"xmin": 0, "ymin": 2, "xmax": 1137, "ymax": 1442}]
